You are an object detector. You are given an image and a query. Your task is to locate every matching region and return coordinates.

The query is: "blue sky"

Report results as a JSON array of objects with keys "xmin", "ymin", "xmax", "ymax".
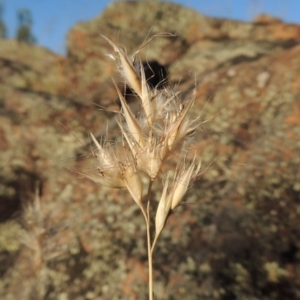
[{"xmin": 1, "ymin": 0, "xmax": 300, "ymax": 54}]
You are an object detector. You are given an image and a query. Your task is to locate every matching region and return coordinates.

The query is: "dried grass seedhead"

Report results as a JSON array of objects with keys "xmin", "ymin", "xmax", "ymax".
[
  {"xmin": 21, "ymin": 188, "xmax": 45, "ymax": 246},
  {"xmin": 80, "ymin": 34, "xmax": 204, "ymax": 300},
  {"xmin": 20, "ymin": 188, "xmax": 45, "ymax": 277},
  {"xmin": 85, "ymin": 34, "xmax": 202, "ymax": 203},
  {"xmin": 82, "ymin": 133, "xmax": 126, "ymax": 188}
]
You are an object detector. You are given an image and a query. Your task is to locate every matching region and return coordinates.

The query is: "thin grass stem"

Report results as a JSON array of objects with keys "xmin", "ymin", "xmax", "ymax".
[{"xmin": 146, "ymin": 180, "xmax": 154, "ymax": 300}]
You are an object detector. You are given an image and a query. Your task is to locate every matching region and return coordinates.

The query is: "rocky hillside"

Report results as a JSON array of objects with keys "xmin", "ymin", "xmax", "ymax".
[{"xmin": 1, "ymin": 1, "xmax": 300, "ymax": 299}]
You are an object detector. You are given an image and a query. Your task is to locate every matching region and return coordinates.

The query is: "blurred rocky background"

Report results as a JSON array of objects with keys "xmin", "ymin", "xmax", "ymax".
[{"xmin": 1, "ymin": 1, "xmax": 300, "ymax": 299}]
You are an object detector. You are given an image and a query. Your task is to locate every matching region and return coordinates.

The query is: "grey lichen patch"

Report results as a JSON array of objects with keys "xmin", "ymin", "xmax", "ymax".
[
  {"xmin": 0, "ymin": 221, "xmax": 23, "ymax": 252},
  {"xmin": 264, "ymin": 262, "xmax": 289, "ymax": 283},
  {"xmin": 57, "ymin": 184, "xmax": 74, "ymax": 204}
]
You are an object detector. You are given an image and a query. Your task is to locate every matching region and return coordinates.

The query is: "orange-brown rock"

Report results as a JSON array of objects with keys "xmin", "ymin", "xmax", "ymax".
[{"xmin": 1, "ymin": 2, "xmax": 300, "ymax": 299}]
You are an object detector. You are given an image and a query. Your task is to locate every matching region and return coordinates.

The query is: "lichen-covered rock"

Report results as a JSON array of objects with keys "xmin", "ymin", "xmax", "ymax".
[{"xmin": 1, "ymin": 1, "xmax": 300, "ymax": 300}]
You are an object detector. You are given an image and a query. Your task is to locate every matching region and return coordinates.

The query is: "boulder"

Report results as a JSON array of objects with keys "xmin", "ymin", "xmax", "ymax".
[{"xmin": 1, "ymin": 2, "xmax": 300, "ymax": 299}]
